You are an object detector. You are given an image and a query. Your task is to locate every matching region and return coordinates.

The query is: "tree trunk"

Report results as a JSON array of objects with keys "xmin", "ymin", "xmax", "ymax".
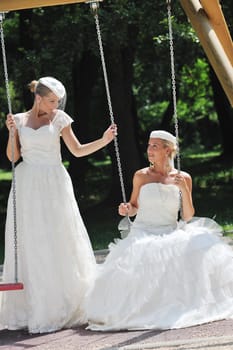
[
  {"xmin": 68, "ymin": 51, "xmax": 99, "ymax": 189},
  {"xmin": 105, "ymin": 44, "xmax": 141, "ymax": 203}
]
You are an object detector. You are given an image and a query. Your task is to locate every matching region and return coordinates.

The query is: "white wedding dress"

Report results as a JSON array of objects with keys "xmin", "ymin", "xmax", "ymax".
[
  {"xmin": 0, "ymin": 111, "xmax": 96, "ymax": 333},
  {"xmin": 86, "ymin": 183, "xmax": 233, "ymax": 331}
]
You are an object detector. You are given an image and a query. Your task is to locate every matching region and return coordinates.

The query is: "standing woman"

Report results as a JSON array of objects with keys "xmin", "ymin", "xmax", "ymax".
[
  {"xmin": 86, "ymin": 130, "xmax": 233, "ymax": 331},
  {"xmin": 0, "ymin": 77, "xmax": 117, "ymax": 333}
]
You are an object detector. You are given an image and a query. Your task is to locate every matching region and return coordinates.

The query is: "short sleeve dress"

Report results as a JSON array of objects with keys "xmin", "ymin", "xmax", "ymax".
[{"xmin": 0, "ymin": 110, "xmax": 96, "ymax": 333}]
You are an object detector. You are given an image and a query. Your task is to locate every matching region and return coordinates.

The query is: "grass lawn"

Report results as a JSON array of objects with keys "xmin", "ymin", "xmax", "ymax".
[{"xmin": 0, "ymin": 152, "xmax": 232, "ymax": 264}]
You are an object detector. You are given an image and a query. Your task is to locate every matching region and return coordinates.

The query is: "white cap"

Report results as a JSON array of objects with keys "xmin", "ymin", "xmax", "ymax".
[
  {"xmin": 38, "ymin": 76, "xmax": 66, "ymax": 99},
  {"xmin": 150, "ymin": 130, "xmax": 176, "ymax": 146}
]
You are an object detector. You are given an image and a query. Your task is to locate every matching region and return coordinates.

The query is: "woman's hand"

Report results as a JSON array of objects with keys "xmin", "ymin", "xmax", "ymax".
[
  {"xmin": 118, "ymin": 202, "xmax": 138, "ymax": 217},
  {"xmin": 118, "ymin": 203, "xmax": 130, "ymax": 216},
  {"xmin": 102, "ymin": 124, "xmax": 117, "ymax": 145},
  {"xmin": 173, "ymin": 173, "xmax": 187, "ymax": 191},
  {"xmin": 6, "ymin": 114, "xmax": 21, "ymax": 162},
  {"xmin": 6, "ymin": 114, "xmax": 17, "ymax": 132},
  {"xmin": 172, "ymin": 171, "xmax": 195, "ymax": 221}
]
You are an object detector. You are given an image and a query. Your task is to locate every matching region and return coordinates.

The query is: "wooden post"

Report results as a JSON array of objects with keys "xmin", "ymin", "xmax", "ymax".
[
  {"xmin": 180, "ymin": 0, "xmax": 233, "ymax": 107},
  {"xmin": 0, "ymin": 0, "xmax": 89, "ymax": 12},
  {"xmin": 200, "ymin": 0, "xmax": 233, "ymax": 67}
]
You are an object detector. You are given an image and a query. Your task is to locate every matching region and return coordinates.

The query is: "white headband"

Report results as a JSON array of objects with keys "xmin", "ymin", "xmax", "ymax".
[
  {"xmin": 38, "ymin": 77, "xmax": 66, "ymax": 99},
  {"xmin": 150, "ymin": 130, "xmax": 177, "ymax": 146}
]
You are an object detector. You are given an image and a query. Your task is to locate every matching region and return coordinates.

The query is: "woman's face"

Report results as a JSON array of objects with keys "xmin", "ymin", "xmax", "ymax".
[
  {"xmin": 147, "ymin": 138, "xmax": 169, "ymax": 164},
  {"xmin": 37, "ymin": 92, "xmax": 60, "ymax": 113}
]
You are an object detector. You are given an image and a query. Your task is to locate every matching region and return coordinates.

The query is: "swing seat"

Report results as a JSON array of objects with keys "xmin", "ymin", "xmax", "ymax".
[{"xmin": 0, "ymin": 282, "xmax": 24, "ymax": 291}]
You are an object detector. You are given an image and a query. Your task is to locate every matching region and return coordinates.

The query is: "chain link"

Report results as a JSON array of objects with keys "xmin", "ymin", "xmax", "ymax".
[
  {"xmin": 0, "ymin": 13, "xmax": 19, "ymax": 283},
  {"xmin": 167, "ymin": 2, "xmax": 183, "ymax": 215},
  {"xmin": 0, "ymin": 13, "xmax": 12, "ymax": 114},
  {"xmin": 167, "ymin": 2, "xmax": 181, "ymax": 173},
  {"xmin": 92, "ymin": 6, "xmax": 127, "ymax": 204}
]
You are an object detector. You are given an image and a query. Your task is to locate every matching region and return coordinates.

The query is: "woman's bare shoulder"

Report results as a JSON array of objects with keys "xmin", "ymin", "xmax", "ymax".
[
  {"xmin": 134, "ymin": 167, "xmax": 150, "ymax": 177},
  {"xmin": 133, "ymin": 167, "xmax": 150, "ymax": 184}
]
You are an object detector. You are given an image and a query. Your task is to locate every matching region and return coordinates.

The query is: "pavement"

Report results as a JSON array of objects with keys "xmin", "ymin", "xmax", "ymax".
[
  {"xmin": 1, "ymin": 243, "xmax": 233, "ymax": 350},
  {"xmin": 1, "ymin": 320, "xmax": 233, "ymax": 349}
]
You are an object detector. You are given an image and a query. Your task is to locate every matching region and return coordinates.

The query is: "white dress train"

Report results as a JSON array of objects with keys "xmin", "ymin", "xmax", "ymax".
[
  {"xmin": 0, "ymin": 111, "xmax": 96, "ymax": 333},
  {"xmin": 86, "ymin": 183, "xmax": 233, "ymax": 331}
]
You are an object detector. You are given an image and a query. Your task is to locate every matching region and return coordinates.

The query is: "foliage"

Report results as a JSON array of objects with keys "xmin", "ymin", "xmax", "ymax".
[
  {"xmin": 0, "ymin": 169, "xmax": 12, "ymax": 180},
  {"xmin": 0, "ymin": 81, "xmax": 19, "ymax": 127}
]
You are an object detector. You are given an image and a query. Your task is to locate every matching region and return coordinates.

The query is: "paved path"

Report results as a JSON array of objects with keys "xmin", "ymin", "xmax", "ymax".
[{"xmin": 1, "ymin": 320, "xmax": 233, "ymax": 349}]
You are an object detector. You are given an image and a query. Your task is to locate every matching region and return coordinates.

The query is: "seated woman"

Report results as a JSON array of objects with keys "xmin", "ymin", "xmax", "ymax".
[{"xmin": 85, "ymin": 130, "xmax": 233, "ymax": 331}]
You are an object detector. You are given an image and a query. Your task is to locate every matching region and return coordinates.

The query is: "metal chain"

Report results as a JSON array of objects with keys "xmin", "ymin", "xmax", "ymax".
[
  {"xmin": 0, "ymin": 12, "xmax": 19, "ymax": 283},
  {"xmin": 167, "ymin": 1, "xmax": 181, "ymax": 173},
  {"xmin": 90, "ymin": 3, "xmax": 127, "ymax": 204},
  {"xmin": 167, "ymin": 2, "xmax": 183, "ymax": 216},
  {"xmin": 0, "ymin": 13, "xmax": 11, "ymax": 114}
]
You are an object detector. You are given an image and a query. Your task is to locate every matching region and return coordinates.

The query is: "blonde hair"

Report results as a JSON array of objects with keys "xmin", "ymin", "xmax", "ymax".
[
  {"xmin": 28, "ymin": 80, "xmax": 52, "ymax": 97},
  {"xmin": 161, "ymin": 139, "xmax": 177, "ymax": 166}
]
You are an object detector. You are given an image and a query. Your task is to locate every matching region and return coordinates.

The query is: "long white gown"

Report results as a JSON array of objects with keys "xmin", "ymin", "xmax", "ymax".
[
  {"xmin": 86, "ymin": 183, "xmax": 233, "ymax": 331},
  {"xmin": 0, "ymin": 111, "xmax": 96, "ymax": 333}
]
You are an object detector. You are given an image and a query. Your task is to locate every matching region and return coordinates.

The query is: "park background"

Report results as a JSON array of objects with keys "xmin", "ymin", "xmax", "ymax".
[{"xmin": 0, "ymin": 0, "xmax": 232, "ymax": 263}]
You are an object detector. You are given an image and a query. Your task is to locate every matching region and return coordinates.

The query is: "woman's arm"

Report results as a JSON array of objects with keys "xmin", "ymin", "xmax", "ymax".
[
  {"xmin": 61, "ymin": 124, "xmax": 117, "ymax": 157},
  {"xmin": 175, "ymin": 171, "xmax": 195, "ymax": 222},
  {"xmin": 6, "ymin": 114, "xmax": 21, "ymax": 162},
  {"xmin": 118, "ymin": 171, "xmax": 143, "ymax": 217}
]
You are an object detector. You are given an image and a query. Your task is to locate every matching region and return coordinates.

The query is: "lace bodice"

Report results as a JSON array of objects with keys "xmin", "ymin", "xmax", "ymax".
[{"xmin": 14, "ymin": 110, "xmax": 73, "ymax": 165}]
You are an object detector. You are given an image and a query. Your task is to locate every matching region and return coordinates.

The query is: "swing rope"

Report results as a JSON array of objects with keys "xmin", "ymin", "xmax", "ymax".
[
  {"xmin": 0, "ymin": 12, "xmax": 23, "ymax": 291},
  {"xmin": 167, "ymin": 0, "xmax": 181, "ymax": 173},
  {"xmin": 88, "ymin": 1, "xmax": 127, "ymax": 204}
]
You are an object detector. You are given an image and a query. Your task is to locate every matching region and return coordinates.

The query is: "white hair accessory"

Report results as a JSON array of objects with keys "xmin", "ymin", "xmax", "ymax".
[
  {"xmin": 38, "ymin": 77, "xmax": 66, "ymax": 99},
  {"xmin": 150, "ymin": 130, "xmax": 177, "ymax": 146},
  {"xmin": 38, "ymin": 76, "xmax": 66, "ymax": 110}
]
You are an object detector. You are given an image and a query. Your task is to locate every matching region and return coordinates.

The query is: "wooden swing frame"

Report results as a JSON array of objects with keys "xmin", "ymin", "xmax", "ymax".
[
  {"xmin": 0, "ymin": 0, "xmax": 88, "ymax": 12},
  {"xmin": 179, "ymin": 0, "xmax": 233, "ymax": 107}
]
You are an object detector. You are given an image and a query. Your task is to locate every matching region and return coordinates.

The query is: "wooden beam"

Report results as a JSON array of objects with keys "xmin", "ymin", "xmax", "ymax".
[
  {"xmin": 200, "ymin": 0, "xmax": 233, "ymax": 67},
  {"xmin": 180, "ymin": 0, "xmax": 233, "ymax": 107},
  {"xmin": 0, "ymin": 0, "xmax": 88, "ymax": 12}
]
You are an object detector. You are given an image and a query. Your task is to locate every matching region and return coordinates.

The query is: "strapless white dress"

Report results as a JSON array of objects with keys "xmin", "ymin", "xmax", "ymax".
[
  {"xmin": 0, "ymin": 111, "xmax": 96, "ymax": 333},
  {"xmin": 86, "ymin": 183, "xmax": 233, "ymax": 331}
]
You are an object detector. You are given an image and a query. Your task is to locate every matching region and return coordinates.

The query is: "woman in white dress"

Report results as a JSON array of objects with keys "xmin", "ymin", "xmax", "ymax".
[
  {"xmin": 0, "ymin": 77, "xmax": 117, "ymax": 333},
  {"xmin": 86, "ymin": 130, "xmax": 233, "ymax": 331}
]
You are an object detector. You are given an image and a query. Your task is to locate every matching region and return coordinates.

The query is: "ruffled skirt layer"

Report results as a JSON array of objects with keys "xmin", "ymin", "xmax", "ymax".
[{"xmin": 86, "ymin": 218, "xmax": 233, "ymax": 331}]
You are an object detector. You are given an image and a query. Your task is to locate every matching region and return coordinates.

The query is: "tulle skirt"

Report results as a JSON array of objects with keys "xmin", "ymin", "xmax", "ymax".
[{"xmin": 86, "ymin": 218, "xmax": 233, "ymax": 331}]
